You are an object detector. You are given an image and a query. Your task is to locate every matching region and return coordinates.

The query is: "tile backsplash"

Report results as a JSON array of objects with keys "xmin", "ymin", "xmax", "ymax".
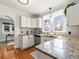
[
  {"xmin": 20, "ymin": 28, "xmax": 35, "ymax": 35},
  {"xmin": 20, "ymin": 28, "xmax": 42, "ymax": 35},
  {"xmin": 34, "ymin": 28, "xmax": 42, "ymax": 34}
]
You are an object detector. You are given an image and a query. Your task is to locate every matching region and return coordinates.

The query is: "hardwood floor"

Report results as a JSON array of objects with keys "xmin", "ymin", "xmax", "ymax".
[{"xmin": 0, "ymin": 45, "xmax": 36, "ymax": 59}]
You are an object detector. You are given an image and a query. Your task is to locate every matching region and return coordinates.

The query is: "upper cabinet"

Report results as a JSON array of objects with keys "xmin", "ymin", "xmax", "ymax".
[
  {"xmin": 20, "ymin": 16, "xmax": 31, "ymax": 28},
  {"xmin": 26, "ymin": 17, "xmax": 31, "ymax": 27},
  {"xmin": 38, "ymin": 17, "xmax": 43, "ymax": 28},
  {"xmin": 67, "ymin": 4, "xmax": 79, "ymax": 25},
  {"xmin": 21, "ymin": 16, "xmax": 31, "ymax": 28},
  {"xmin": 20, "ymin": 16, "xmax": 27, "ymax": 27},
  {"xmin": 31, "ymin": 18, "xmax": 39, "ymax": 28},
  {"xmin": 20, "ymin": 16, "xmax": 42, "ymax": 28}
]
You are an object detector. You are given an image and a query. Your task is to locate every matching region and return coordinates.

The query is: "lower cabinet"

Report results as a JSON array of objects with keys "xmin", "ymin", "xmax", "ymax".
[{"xmin": 20, "ymin": 35, "xmax": 34, "ymax": 49}]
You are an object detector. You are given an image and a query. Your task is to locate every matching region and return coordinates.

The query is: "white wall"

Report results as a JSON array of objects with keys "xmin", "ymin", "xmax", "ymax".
[
  {"xmin": 67, "ymin": 25, "xmax": 79, "ymax": 37},
  {"xmin": 67, "ymin": 3, "xmax": 79, "ymax": 37},
  {"xmin": 0, "ymin": 4, "xmax": 31, "ymax": 48},
  {"xmin": 67, "ymin": 3, "xmax": 79, "ymax": 25}
]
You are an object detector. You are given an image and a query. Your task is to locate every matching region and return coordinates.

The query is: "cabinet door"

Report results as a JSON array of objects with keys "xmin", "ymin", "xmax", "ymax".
[
  {"xmin": 31, "ymin": 18, "xmax": 39, "ymax": 28},
  {"xmin": 21, "ymin": 16, "xmax": 27, "ymax": 27},
  {"xmin": 36, "ymin": 18, "xmax": 39, "ymax": 28},
  {"xmin": 26, "ymin": 17, "xmax": 31, "ymax": 27},
  {"xmin": 39, "ymin": 17, "xmax": 43, "ymax": 28},
  {"xmin": 28, "ymin": 35, "xmax": 34, "ymax": 46},
  {"xmin": 31, "ymin": 18, "xmax": 36, "ymax": 28},
  {"xmin": 23, "ymin": 36, "xmax": 28, "ymax": 49}
]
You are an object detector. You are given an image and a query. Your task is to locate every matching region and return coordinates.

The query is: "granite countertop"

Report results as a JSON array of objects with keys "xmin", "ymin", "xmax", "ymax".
[
  {"xmin": 35, "ymin": 34, "xmax": 57, "ymax": 38},
  {"xmin": 35, "ymin": 36, "xmax": 79, "ymax": 59},
  {"xmin": 19, "ymin": 34, "xmax": 33, "ymax": 36}
]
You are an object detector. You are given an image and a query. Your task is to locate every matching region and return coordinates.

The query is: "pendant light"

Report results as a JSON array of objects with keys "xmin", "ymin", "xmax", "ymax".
[
  {"xmin": 18, "ymin": 0, "xmax": 29, "ymax": 5},
  {"xmin": 49, "ymin": 7, "xmax": 52, "ymax": 18}
]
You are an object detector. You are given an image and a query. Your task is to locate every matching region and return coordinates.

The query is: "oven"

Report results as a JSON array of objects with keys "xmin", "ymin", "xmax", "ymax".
[{"xmin": 34, "ymin": 35, "xmax": 41, "ymax": 45}]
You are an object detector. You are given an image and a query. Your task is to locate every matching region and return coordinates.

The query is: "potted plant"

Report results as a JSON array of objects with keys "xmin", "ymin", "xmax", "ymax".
[{"xmin": 64, "ymin": 2, "xmax": 76, "ymax": 17}]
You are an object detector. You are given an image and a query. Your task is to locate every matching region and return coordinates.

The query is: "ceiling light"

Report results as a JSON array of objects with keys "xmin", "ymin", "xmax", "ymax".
[{"xmin": 18, "ymin": 0, "xmax": 29, "ymax": 5}]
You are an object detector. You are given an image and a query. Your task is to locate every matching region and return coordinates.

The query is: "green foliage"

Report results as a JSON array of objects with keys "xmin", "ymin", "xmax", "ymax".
[{"xmin": 64, "ymin": 2, "xmax": 76, "ymax": 17}]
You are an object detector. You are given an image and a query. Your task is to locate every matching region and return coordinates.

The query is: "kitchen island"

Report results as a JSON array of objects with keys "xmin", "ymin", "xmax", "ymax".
[{"xmin": 32, "ymin": 36, "xmax": 79, "ymax": 59}]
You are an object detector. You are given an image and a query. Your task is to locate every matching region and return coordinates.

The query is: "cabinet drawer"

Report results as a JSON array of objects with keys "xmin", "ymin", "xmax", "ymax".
[
  {"xmin": 28, "ymin": 40, "xmax": 34, "ymax": 44},
  {"xmin": 28, "ymin": 35, "xmax": 34, "ymax": 39},
  {"xmin": 23, "ymin": 36, "xmax": 28, "ymax": 38}
]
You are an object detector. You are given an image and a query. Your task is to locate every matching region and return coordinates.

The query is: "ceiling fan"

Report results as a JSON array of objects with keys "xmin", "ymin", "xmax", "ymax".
[{"xmin": 17, "ymin": 0, "xmax": 29, "ymax": 5}]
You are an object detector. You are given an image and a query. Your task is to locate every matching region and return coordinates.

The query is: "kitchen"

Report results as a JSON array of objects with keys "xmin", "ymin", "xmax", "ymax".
[{"xmin": 0, "ymin": 0, "xmax": 79, "ymax": 59}]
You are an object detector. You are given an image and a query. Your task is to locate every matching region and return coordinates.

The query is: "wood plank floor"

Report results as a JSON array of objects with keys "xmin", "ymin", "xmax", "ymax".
[{"xmin": 0, "ymin": 45, "xmax": 36, "ymax": 59}]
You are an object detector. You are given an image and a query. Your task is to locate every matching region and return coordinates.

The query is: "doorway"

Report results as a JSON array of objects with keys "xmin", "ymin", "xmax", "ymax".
[{"xmin": 0, "ymin": 16, "xmax": 15, "ymax": 46}]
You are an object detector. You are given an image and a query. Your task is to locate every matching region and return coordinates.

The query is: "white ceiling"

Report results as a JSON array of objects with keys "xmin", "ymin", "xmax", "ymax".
[{"xmin": 0, "ymin": 0, "xmax": 71, "ymax": 16}]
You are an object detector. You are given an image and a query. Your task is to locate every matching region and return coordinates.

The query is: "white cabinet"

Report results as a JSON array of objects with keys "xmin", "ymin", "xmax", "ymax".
[
  {"xmin": 67, "ymin": 4, "xmax": 79, "ymax": 25},
  {"xmin": 21, "ymin": 16, "xmax": 40, "ymax": 28},
  {"xmin": 41, "ymin": 36, "xmax": 53, "ymax": 43},
  {"xmin": 21, "ymin": 16, "xmax": 27, "ymax": 27},
  {"xmin": 31, "ymin": 18, "xmax": 39, "ymax": 28},
  {"xmin": 20, "ymin": 35, "xmax": 34, "ymax": 49},
  {"xmin": 23, "ymin": 36, "xmax": 28, "ymax": 48},
  {"xmin": 38, "ymin": 17, "xmax": 43, "ymax": 28},
  {"xmin": 28, "ymin": 35, "xmax": 34, "ymax": 47},
  {"xmin": 20, "ymin": 16, "xmax": 31, "ymax": 28},
  {"xmin": 26, "ymin": 17, "xmax": 31, "ymax": 27}
]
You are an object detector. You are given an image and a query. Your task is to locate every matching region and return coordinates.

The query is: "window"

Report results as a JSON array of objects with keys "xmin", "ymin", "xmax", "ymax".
[
  {"xmin": 43, "ymin": 14, "xmax": 51, "ymax": 32},
  {"xmin": 2, "ymin": 22, "xmax": 14, "ymax": 33},
  {"xmin": 54, "ymin": 15, "xmax": 65, "ymax": 31},
  {"xmin": 44, "ymin": 19, "xmax": 51, "ymax": 31},
  {"xmin": 4, "ymin": 25, "xmax": 10, "ymax": 32},
  {"xmin": 2, "ymin": 23, "xmax": 10, "ymax": 33},
  {"xmin": 43, "ymin": 9, "xmax": 66, "ymax": 32},
  {"xmin": 12, "ymin": 25, "xmax": 14, "ymax": 31},
  {"xmin": 52, "ymin": 10, "xmax": 65, "ymax": 32}
]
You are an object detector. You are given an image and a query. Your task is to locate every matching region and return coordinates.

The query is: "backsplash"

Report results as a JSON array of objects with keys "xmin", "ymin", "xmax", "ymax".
[
  {"xmin": 20, "ymin": 28, "xmax": 42, "ymax": 35},
  {"xmin": 20, "ymin": 28, "xmax": 35, "ymax": 35},
  {"xmin": 34, "ymin": 28, "xmax": 42, "ymax": 34}
]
